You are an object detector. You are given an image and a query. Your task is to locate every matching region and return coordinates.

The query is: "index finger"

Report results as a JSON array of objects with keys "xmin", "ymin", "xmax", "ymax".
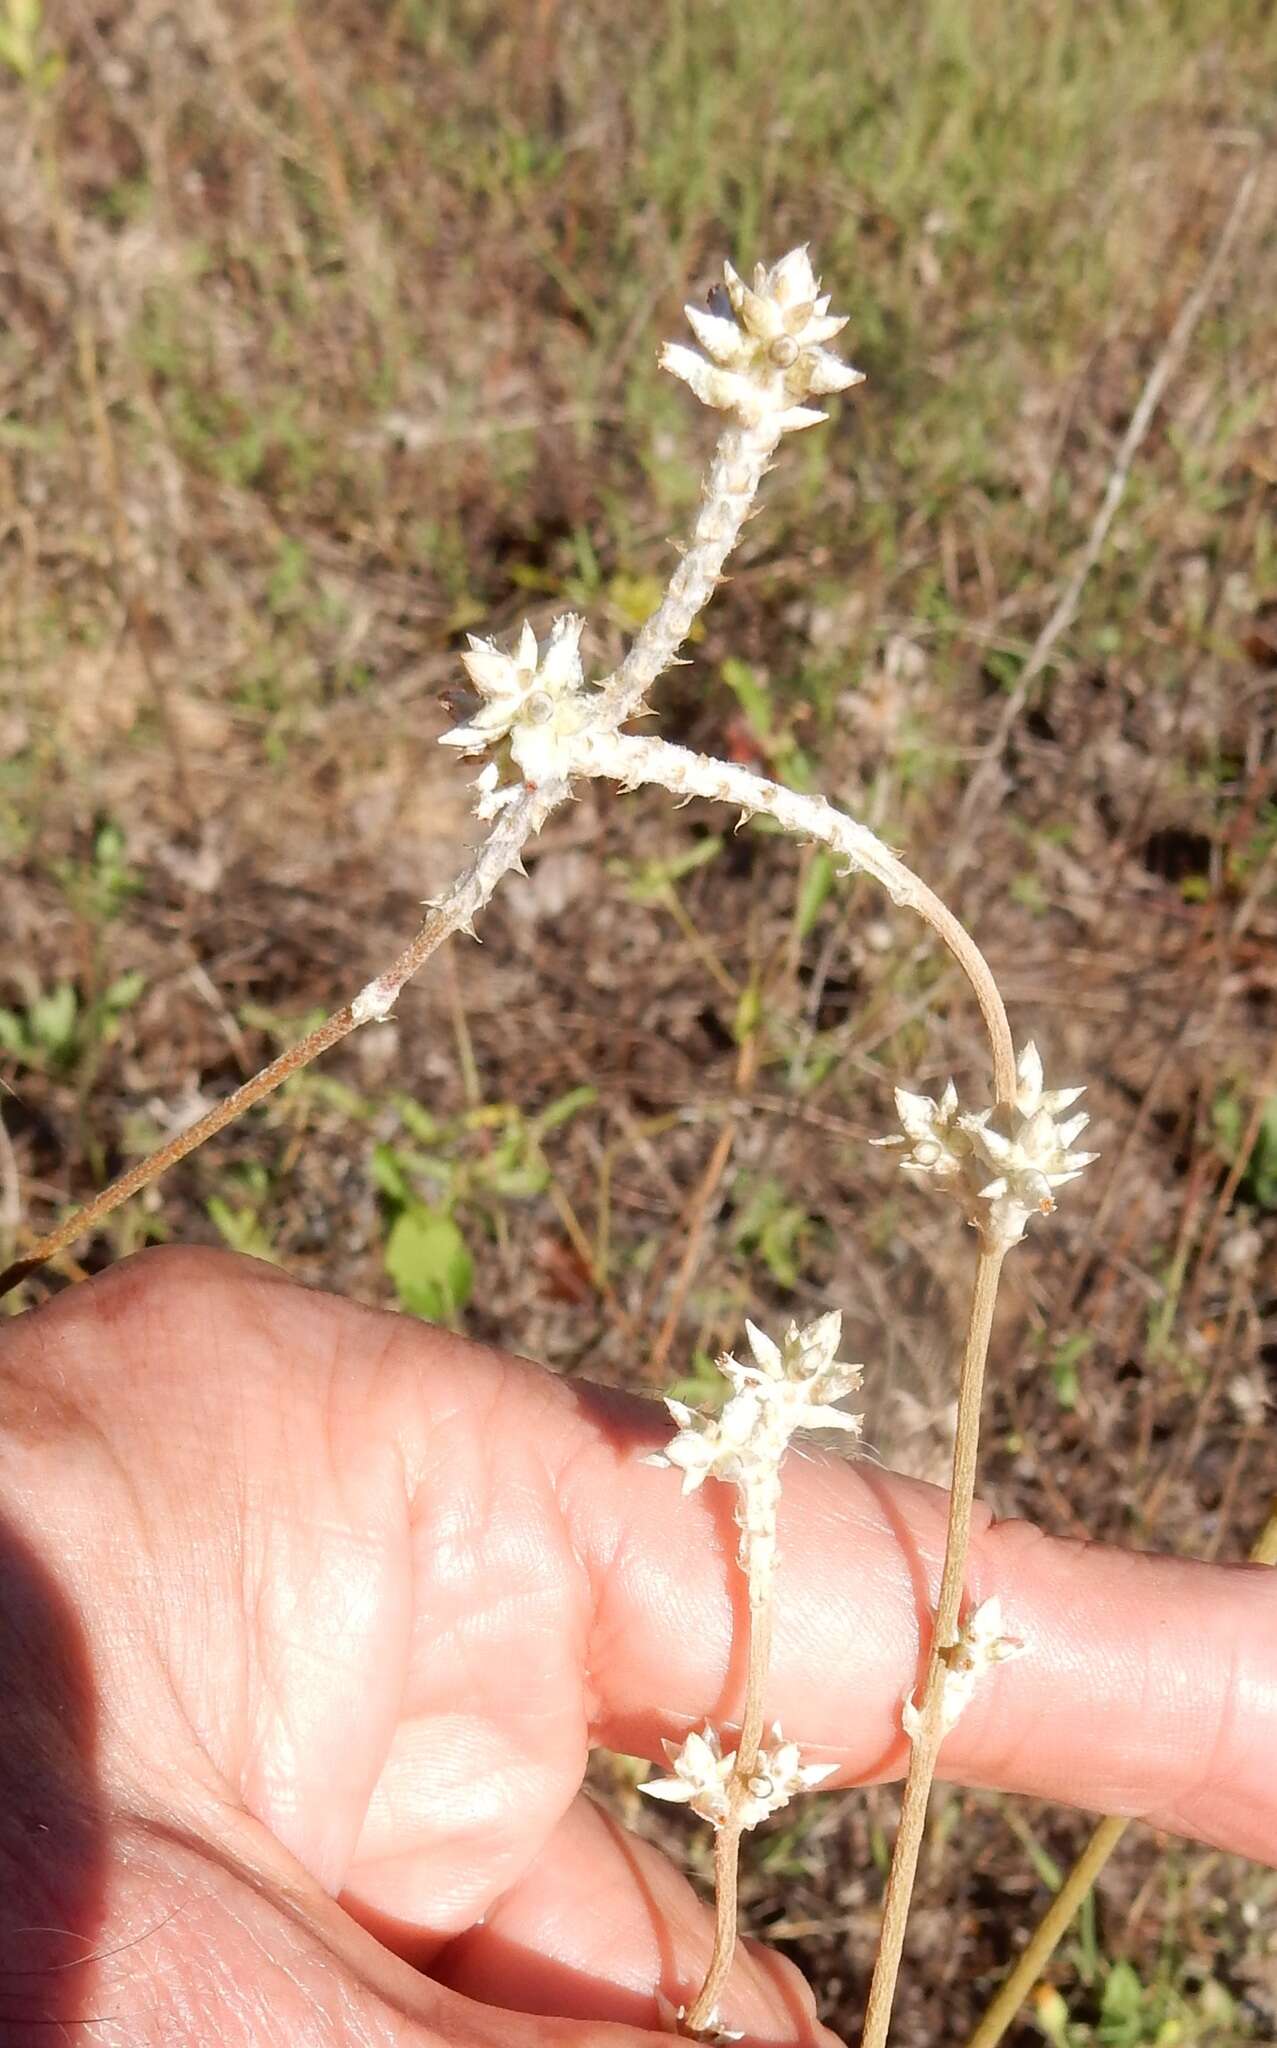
[{"xmin": 553, "ymin": 1378, "xmax": 1277, "ymax": 1865}]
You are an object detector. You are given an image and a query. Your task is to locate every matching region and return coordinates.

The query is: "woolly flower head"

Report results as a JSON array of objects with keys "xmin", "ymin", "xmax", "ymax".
[
  {"xmin": 877, "ymin": 1042, "xmax": 1096, "ymax": 1251},
  {"xmin": 649, "ymin": 1311, "xmax": 863, "ymax": 1501},
  {"xmin": 641, "ymin": 1722, "xmax": 835, "ymax": 1832},
  {"xmin": 902, "ymin": 1596, "xmax": 1025, "ymax": 1742},
  {"xmin": 440, "ymin": 613, "xmax": 591, "ymax": 787},
  {"xmin": 661, "ymin": 246, "xmax": 863, "ymax": 437},
  {"xmin": 647, "ymin": 1312, "xmax": 863, "ymax": 1582}
]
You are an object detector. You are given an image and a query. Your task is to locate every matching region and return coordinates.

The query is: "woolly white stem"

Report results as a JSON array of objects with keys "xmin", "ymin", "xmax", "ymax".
[
  {"xmin": 0, "ymin": 389, "xmax": 784, "ymax": 1301},
  {"xmin": 569, "ymin": 727, "xmax": 1017, "ymax": 1101},
  {"xmin": 595, "ymin": 421, "xmax": 781, "ymax": 728}
]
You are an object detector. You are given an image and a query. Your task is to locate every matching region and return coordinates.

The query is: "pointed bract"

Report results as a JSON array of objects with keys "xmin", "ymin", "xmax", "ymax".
[
  {"xmin": 441, "ymin": 611, "xmax": 594, "ymax": 783},
  {"xmin": 642, "ymin": 1721, "xmax": 836, "ymax": 1832},
  {"xmin": 882, "ymin": 1046, "xmax": 1096, "ymax": 1249},
  {"xmin": 647, "ymin": 1312, "xmax": 863, "ymax": 1585},
  {"xmin": 663, "ymin": 246, "xmax": 863, "ymax": 438}
]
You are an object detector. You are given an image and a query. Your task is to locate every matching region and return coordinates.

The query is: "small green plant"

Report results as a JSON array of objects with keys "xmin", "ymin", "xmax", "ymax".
[
  {"xmin": 0, "ymin": 972, "xmax": 144, "ymax": 1077},
  {"xmin": 0, "ymin": 0, "xmax": 62, "ymax": 89},
  {"xmin": 730, "ymin": 1172, "xmax": 812, "ymax": 1292},
  {"xmin": 53, "ymin": 818, "xmax": 142, "ymax": 929},
  {"xmin": 371, "ymin": 1088, "xmax": 595, "ymax": 1323},
  {"xmin": 207, "ymin": 1165, "xmax": 279, "ymax": 1264},
  {"xmin": 1212, "ymin": 1084, "xmax": 1277, "ymax": 1212},
  {"xmin": 1033, "ymin": 1953, "xmax": 1243, "ymax": 2047}
]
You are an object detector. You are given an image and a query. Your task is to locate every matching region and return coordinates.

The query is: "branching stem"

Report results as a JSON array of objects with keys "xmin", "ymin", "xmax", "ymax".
[{"xmin": 3, "ymin": 249, "xmax": 1037, "ymax": 2048}]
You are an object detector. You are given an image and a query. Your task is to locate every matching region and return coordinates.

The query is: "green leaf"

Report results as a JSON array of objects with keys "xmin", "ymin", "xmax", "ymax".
[
  {"xmin": 485, "ymin": 1162, "xmax": 549, "ymax": 1199},
  {"xmin": 0, "ymin": 1008, "xmax": 27, "ymax": 1055},
  {"xmin": 370, "ymin": 1142, "xmax": 412, "ymax": 1205},
  {"xmin": 1099, "ymin": 1960, "xmax": 1143, "ymax": 2023},
  {"xmin": 795, "ymin": 848, "xmax": 835, "ymax": 940},
  {"xmin": 207, "ymin": 1197, "xmax": 277, "ymax": 1263},
  {"xmin": 721, "ymin": 656, "xmax": 774, "ymax": 742},
  {"xmin": 1245, "ymin": 1095, "xmax": 1277, "ymax": 1210},
  {"xmin": 384, "ymin": 1203, "xmax": 473, "ymax": 1321},
  {"xmin": 1031, "ymin": 1987, "xmax": 1070, "ymax": 2048},
  {"xmin": 30, "ymin": 982, "xmax": 78, "ymax": 1059},
  {"xmin": 530, "ymin": 1084, "xmax": 597, "ymax": 1136},
  {"xmin": 0, "ymin": 26, "xmax": 29, "ymax": 76},
  {"xmin": 103, "ymin": 969, "xmax": 146, "ymax": 1013},
  {"xmin": 395, "ymin": 1097, "xmax": 443, "ymax": 1146},
  {"xmin": 621, "ymin": 835, "xmax": 723, "ymax": 904},
  {"xmin": 732, "ymin": 981, "xmax": 762, "ymax": 1046}
]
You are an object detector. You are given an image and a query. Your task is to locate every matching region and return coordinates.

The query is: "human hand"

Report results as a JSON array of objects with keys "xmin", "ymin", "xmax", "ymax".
[{"xmin": 1, "ymin": 1249, "xmax": 1272, "ymax": 2046}]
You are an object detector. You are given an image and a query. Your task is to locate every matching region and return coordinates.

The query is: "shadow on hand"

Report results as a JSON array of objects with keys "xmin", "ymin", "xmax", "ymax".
[
  {"xmin": 0, "ymin": 1511, "xmax": 105, "ymax": 2042},
  {"xmin": 435, "ymin": 1797, "xmax": 825, "ymax": 2045}
]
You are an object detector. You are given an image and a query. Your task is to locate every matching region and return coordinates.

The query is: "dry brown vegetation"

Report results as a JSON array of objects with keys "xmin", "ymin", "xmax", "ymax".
[{"xmin": 2, "ymin": 1, "xmax": 1276, "ymax": 2041}]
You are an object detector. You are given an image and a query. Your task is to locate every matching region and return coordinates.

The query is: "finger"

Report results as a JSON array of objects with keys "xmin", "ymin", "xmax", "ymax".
[
  {"xmin": 545, "ymin": 1385, "xmax": 1277, "ymax": 1865},
  {"xmin": 434, "ymin": 1793, "xmax": 839, "ymax": 2047}
]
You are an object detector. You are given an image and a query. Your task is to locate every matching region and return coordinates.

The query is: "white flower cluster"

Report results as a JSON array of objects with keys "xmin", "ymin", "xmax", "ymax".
[
  {"xmin": 901, "ymin": 1596, "xmax": 1025, "ymax": 1742},
  {"xmin": 661, "ymin": 247, "xmax": 864, "ymax": 437},
  {"xmin": 440, "ymin": 613, "xmax": 592, "ymax": 791},
  {"xmin": 877, "ymin": 1042, "xmax": 1097, "ymax": 1250},
  {"xmin": 646, "ymin": 1311, "xmax": 863, "ymax": 1580},
  {"xmin": 642, "ymin": 1722, "xmax": 835, "ymax": 1831}
]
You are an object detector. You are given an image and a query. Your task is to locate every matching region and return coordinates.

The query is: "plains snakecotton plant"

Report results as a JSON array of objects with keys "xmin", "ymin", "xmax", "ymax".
[{"xmin": 0, "ymin": 247, "xmax": 1096, "ymax": 2043}]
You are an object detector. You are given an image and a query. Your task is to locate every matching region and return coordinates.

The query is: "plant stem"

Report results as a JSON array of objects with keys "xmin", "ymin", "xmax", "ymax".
[
  {"xmin": 595, "ymin": 421, "xmax": 780, "ymax": 729},
  {"xmin": 685, "ymin": 1580, "xmax": 775, "ymax": 2036},
  {"xmin": 966, "ymin": 1815, "xmax": 1128, "ymax": 2048},
  {"xmin": 0, "ymin": 403, "xmax": 779, "ymax": 1303},
  {"xmin": 571, "ymin": 731, "xmax": 1017, "ymax": 1103},
  {"xmin": 0, "ymin": 785, "xmax": 554, "ymax": 1299},
  {"xmin": 964, "ymin": 1495, "xmax": 1277, "ymax": 2048},
  {"xmin": 859, "ymin": 1242, "xmax": 1007, "ymax": 2048}
]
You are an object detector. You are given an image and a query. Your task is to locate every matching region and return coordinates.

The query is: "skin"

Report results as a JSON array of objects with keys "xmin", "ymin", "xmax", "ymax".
[{"xmin": 0, "ymin": 1248, "xmax": 1272, "ymax": 2047}]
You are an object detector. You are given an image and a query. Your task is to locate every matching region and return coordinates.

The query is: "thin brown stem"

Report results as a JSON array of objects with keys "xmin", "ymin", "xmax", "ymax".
[
  {"xmin": 0, "ymin": 786, "xmax": 553, "ymax": 1299},
  {"xmin": 645, "ymin": 1031, "xmax": 761, "ymax": 1382},
  {"xmin": 860, "ymin": 1242, "xmax": 1007, "ymax": 2048},
  {"xmin": 965, "ymin": 1816, "xmax": 1129, "ymax": 2048},
  {"xmin": 685, "ymin": 1583, "xmax": 775, "ymax": 2037}
]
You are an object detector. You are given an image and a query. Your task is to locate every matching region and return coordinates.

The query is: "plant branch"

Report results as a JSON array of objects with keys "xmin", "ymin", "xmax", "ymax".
[
  {"xmin": 0, "ymin": 785, "xmax": 555, "ymax": 1298},
  {"xmin": 860, "ymin": 1243, "xmax": 1007, "ymax": 2048},
  {"xmin": 570, "ymin": 730, "xmax": 1017, "ymax": 1103},
  {"xmin": 0, "ymin": 390, "xmax": 780, "ymax": 1301},
  {"xmin": 595, "ymin": 420, "xmax": 780, "ymax": 729}
]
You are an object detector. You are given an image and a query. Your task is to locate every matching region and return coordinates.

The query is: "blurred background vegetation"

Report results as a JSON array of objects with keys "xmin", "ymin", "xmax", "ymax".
[{"xmin": 2, "ymin": 1, "xmax": 1275, "ymax": 2041}]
